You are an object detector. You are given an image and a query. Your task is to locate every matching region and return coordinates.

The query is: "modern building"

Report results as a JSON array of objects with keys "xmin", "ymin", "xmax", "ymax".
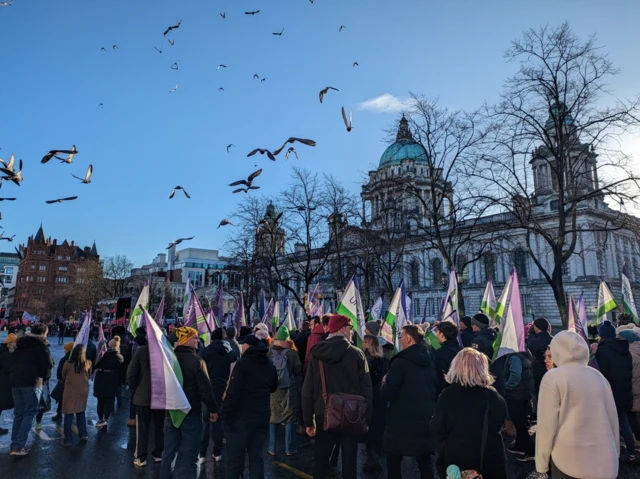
[
  {"xmin": 12, "ymin": 224, "xmax": 100, "ymax": 321},
  {"xmin": 0, "ymin": 252, "xmax": 20, "ymax": 316}
]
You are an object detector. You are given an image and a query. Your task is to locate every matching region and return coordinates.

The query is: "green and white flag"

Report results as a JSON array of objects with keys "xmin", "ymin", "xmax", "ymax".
[
  {"xmin": 597, "ymin": 279, "xmax": 617, "ymax": 324},
  {"xmin": 128, "ymin": 281, "xmax": 149, "ymax": 337},
  {"xmin": 622, "ymin": 265, "xmax": 639, "ymax": 324},
  {"xmin": 182, "ymin": 276, "xmax": 192, "ymax": 319},
  {"xmin": 492, "ymin": 267, "xmax": 526, "ymax": 362},
  {"xmin": 284, "ymin": 301, "xmax": 297, "ymax": 332},
  {"xmin": 336, "ymin": 274, "xmax": 365, "ymax": 348},
  {"xmin": 481, "ymin": 279, "xmax": 497, "ymax": 325},
  {"xmin": 381, "ymin": 280, "xmax": 407, "ymax": 352}
]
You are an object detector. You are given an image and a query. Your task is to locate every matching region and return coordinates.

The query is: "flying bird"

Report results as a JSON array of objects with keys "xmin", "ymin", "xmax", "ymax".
[
  {"xmin": 285, "ymin": 147, "xmax": 298, "ymax": 160},
  {"xmin": 353, "ymin": 62, "xmax": 359, "ymax": 67},
  {"xmin": 342, "ymin": 106, "xmax": 353, "ymax": 132},
  {"xmin": 171, "ymin": 61, "xmax": 179, "ymax": 70},
  {"xmin": 220, "ymin": 12, "xmax": 226, "ymax": 19},
  {"xmin": 98, "ymin": 103, "xmax": 103, "ymax": 108},
  {"xmin": 339, "ymin": 25, "xmax": 346, "ymax": 31},
  {"xmin": 169, "ymin": 186, "xmax": 190, "ymax": 199},
  {"xmin": 247, "ymin": 148, "xmax": 275, "ymax": 162},
  {"xmin": 226, "ymin": 144, "xmax": 235, "ymax": 153},
  {"xmin": 319, "ymin": 86, "xmax": 339, "ymax": 103},
  {"xmin": 41, "ymin": 145, "xmax": 77, "ymax": 164},
  {"xmin": 229, "ymin": 169, "xmax": 262, "ymax": 189},
  {"xmin": 169, "ymin": 84, "xmax": 178, "ymax": 93},
  {"xmin": 217, "ymin": 64, "xmax": 227, "ymax": 70},
  {"xmin": 244, "ymin": 10, "xmax": 260, "ymax": 15},
  {"xmin": 100, "ymin": 47, "xmax": 107, "ymax": 52},
  {"xmin": 46, "ymin": 196, "xmax": 78, "ymax": 204},
  {"xmin": 0, "ymin": 159, "xmax": 22, "ymax": 186},
  {"xmin": 166, "ymin": 236, "xmax": 194, "ymax": 249},
  {"xmin": 273, "ymin": 29, "xmax": 284, "ymax": 36},
  {"xmin": 0, "ymin": 1, "xmax": 15, "ymax": 6},
  {"xmin": 154, "ymin": 46, "xmax": 163, "ymax": 53},
  {"xmin": 0, "ymin": 153, "xmax": 15, "ymax": 172},
  {"xmin": 0, "ymin": 234, "xmax": 15, "ymax": 242},
  {"xmin": 168, "ymin": 38, "xmax": 175, "ymax": 46},
  {"xmin": 273, "ymin": 137, "xmax": 317, "ymax": 156},
  {"xmin": 72, "ymin": 164, "xmax": 93, "ymax": 184},
  {"xmin": 112, "ymin": 45, "xmax": 118, "ymax": 50},
  {"xmin": 233, "ymin": 186, "xmax": 260, "ymax": 194},
  {"xmin": 163, "ymin": 20, "xmax": 182, "ymax": 36},
  {"xmin": 218, "ymin": 87, "xmax": 225, "ymax": 92},
  {"xmin": 0, "ymin": 198, "xmax": 16, "ymax": 201},
  {"xmin": 218, "ymin": 219, "xmax": 235, "ymax": 228}
]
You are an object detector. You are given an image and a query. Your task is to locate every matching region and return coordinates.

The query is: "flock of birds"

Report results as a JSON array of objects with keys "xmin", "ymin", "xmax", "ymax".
[{"xmin": 2, "ymin": 2, "xmax": 361, "ymax": 252}]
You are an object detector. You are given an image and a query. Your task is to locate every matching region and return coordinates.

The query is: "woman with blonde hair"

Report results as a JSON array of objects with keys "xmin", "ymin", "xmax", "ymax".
[
  {"xmin": 62, "ymin": 344, "xmax": 92, "ymax": 446},
  {"xmin": 431, "ymin": 347, "xmax": 508, "ymax": 479}
]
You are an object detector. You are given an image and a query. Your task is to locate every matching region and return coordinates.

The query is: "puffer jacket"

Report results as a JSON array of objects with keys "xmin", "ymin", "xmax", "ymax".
[
  {"xmin": 10, "ymin": 334, "xmax": 54, "ymax": 388},
  {"xmin": 503, "ymin": 352, "xmax": 534, "ymax": 401},
  {"xmin": 0, "ymin": 344, "xmax": 14, "ymax": 410},
  {"xmin": 471, "ymin": 327, "xmax": 498, "ymax": 360},
  {"xmin": 93, "ymin": 348, "xmax": 124, "ymax": 398},
  {"xmin": 628, "ymin": 341, "xmax": 640, "ymax": 412},
  {"xmin": 596, "ymin": 338, "xmax": 633, "ymax": 411}
]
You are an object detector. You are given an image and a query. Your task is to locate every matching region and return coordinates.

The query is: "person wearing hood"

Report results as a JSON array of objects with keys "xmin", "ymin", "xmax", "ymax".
[
  {"xmin": 9, "ymin": 323, "xmax": 54, "ymax": 455},
  {"xmin": 225, "ymin": 326, "xmax": 242, "ymax": 359},
  {"xmin": 0, "ymin": 334, "xmax": 17, "ymax": 435},
  {"xmin": 303, "ymin": 316, "xmax": 325, "ymax": 373},
  {"xmin": 536, "ymin": 331, "xmax": 620, "ymax": 478},
  {"xmin": 94, "ymin": 335, "xmax": 124, "ymax": 430},
  {"xmin": 223, "ymin": 334, "xmax": 278, "ymax": 479},
  {"xmin": 303, "ymin": 314, "xmax": 373, "ymax": 479},
  {"xmin": 596, "ymin": 320, "xmax": 636, "ymax": 461},
  {"xmin": 365, "ymin": 320, "xmax": 394, "ymax": 361},
  {"xmin": 433, "ymin": 321, "xmax": 462, "ymax": 397},
  {"xmin": 380, "ymin": 324, "xmax": 436, "ymax": 479},
  {"xmin": 619, "ymin": 329, "xmax": 640, "ymax": 439},
  {"xmin": 526, "ymin": 317, "xmax": 553, "ymax": 408},
  {"xmin": 268, "ymin": 326, "xmax": 302, "ymax": 456},
  {"xmin": 459, "ymin": 316, "xmax": 474, "ymax": 347},
  {"xmin": 200, "ymin": 327, "xmax": 238, "ymax": 463},
  {"xmin": 127, "ymin": 327, "xmax": 165, "ymax": 467}
]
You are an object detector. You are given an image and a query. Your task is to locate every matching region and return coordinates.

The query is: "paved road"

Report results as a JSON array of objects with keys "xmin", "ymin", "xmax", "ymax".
[{"xmin": 0, "ymin": 332, "xmax": 636, "ymax": 478}]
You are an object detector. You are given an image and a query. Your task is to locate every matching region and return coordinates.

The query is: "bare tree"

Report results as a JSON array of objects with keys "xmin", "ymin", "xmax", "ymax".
[
  {"xmin": 479, "ymin": 23, "xmax": 640, "ymax": 325},
  {"xmin": 102, "ymin": 255, "xmax": 134, "ymax": 298}
]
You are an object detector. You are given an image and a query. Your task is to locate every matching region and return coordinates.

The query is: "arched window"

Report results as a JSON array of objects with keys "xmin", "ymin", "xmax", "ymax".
[
  {"xmin": 431, "ymin": 258, "xmax": 442, "ymax": 286},
  {"xmin": 410, "ymin": 260, "xmax": 420, "ymax": 287},
  {"xmin": 514, "ymin": 248, "xmax": 529, "ymax": 279},
  {"xmin": 483, "ymin": 251, "xmax": 496, "ymax": 282}
]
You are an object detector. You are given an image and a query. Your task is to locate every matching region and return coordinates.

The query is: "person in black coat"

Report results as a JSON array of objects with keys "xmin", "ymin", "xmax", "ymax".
[
  {"xmin": 433, "ymin": 321, "xmax": 462, "ymax": 397},
  {"xmin": 0, "ymin": 335, "xmax": 17, "ymax": 434},
  {"xmin": 93, "ymin": 336, "xmax": 124, "ymax": 428},
  {"xmin": 470, "ymin": 314, "xmax": 497, "ymax": 360},
  {"xmin": 431, "ymin": 348, "xmax": 508, "ymax": 479},
  {"xmin": 293, "ymin": 321, "xmax": 311, "ymax": 367},
  {"xmin": 502, "ymin": 351, "xmax": 535, "ymax": 459},
  {"xmin": 225, "ymin": 326, "xmax": 242, "ymax": 359},
  {"xmin": 51, "ymin": 342, "xmax": 74, "ymax": 422},
  {"xmin": 380, "ymin": 325, "xmax": 436, "ymax": 479},
  {"xmin": 362, "ymin": 335, "xmax": 389, "ymax": 472},
  {"xmin": 596, "ymin": 320, "xmax": 635, "ymax": 455},
  {"xmin": 459, "ymin": 316, "xmax": 474, "ymax": 348},
  {"xmin": 526, "ymin": 317, "xmax": 553, "ymax": 402}
]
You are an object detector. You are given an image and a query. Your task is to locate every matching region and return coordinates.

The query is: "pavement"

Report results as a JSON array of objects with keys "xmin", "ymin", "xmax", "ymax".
[{"xmin": 0, "ymin": 331, "xmax": 636, "ymax": 478}]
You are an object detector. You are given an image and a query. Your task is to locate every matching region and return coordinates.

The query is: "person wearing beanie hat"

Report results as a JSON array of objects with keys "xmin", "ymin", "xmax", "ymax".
[
  {"xmin": 0, "ymin": 331, "xmax": 17, "ymax": 434},
  {"xmin": 64, "ymin": 342, "xmax": 74, "ymax": 354},
  {"xmin": 365, "ymin": 321, "xmax": 380, "ymax": 337},
  {"xmin": 470, "ymin": 313, "xmax": 498, "ymax": 362},
  {"xmin": 533, "ymin": 318, "xmax": 550, "ymax": 333},
  {"xmin": 4, "ymin": 333, "xmax": 17, "ymax": 345},
  {"xmin": 595, "ymin": 320, "xmax": 635, "ymax": 460},
  {"xmin": 175, "ymin": 326, "xmax": 198, "ymax": 347},
  {"xmin": 94, "ymin": 335, "xmax": 124, "ymax": 429},
  {"xmin": 268, "ymin": 325, "xmax": 302, "ymax": 456},
  {"xmin": 223, "ymin": 332, "xmax": 278, "ymax": 478},
  {"xmin": 527, "ymin": 317, "xmax": 553, "ymax": 411},
  {"xmin": 471, "ymin": 313, "xmax": 490, "ymax": 330},
  {"xmin": 459, "ymin": 316, "xmax": 474, "ymax": 347},
  {"xmin": 302, "ymin": 314, "xmax": 372, "ymax": 478}
]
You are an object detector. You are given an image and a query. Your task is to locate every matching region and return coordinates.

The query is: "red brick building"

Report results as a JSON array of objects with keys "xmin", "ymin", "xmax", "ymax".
[{"xmin": 12, "ymin": 224, "xmax": 100, "ymax": 321}]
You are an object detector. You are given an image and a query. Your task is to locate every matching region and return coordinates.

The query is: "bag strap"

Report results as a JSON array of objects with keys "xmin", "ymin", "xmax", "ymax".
[
  {"xmin": 318, "ymin": 359, "xmax": 328, "ymax": 405},
  {"xmin": 479, "ymin": 389, "xmax": 490, "ymax": 470}
]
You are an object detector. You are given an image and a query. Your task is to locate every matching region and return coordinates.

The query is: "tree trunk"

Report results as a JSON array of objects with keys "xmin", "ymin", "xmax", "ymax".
[{"xmin": 551, "ymin": 267, "xmax": 568, "ymax": 327}]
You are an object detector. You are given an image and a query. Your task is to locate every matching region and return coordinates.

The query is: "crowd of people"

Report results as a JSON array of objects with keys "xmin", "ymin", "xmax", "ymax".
[{"xmin": 0, "ymin": 311, "xmax": 638, "ymax": 479}]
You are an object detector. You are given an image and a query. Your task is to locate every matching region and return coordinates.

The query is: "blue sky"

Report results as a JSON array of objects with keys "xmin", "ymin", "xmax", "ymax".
[{"xmin": 2, "ymin": 0, "xmax": 640, "ymax": 266}]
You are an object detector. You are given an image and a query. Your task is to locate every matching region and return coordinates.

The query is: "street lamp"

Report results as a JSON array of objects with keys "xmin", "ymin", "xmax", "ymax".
[{"xmin": 440, "ymin": 272, "xmax": 448, "ymax": 289}]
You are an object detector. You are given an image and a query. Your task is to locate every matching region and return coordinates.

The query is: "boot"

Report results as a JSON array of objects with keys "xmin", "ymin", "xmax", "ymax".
[{"xmin": 362, "ymin": 447, "xmax": 382, "ymax": 472}]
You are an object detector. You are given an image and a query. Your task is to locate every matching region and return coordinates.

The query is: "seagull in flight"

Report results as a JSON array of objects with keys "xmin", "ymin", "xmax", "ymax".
[
  {"xmin": 163, "ymin": 20, "xmax": 182, "ymax": 36},
  {"xmin": 353, "ymin": 62, "xmax": 359, "ymax": 67},
  {"xmin": 0, "ymin": 198, "xmax": 16, "ymax": 201},
  {"xmin": 342, "ymin": 106, "xmax": 353, "ymax": 132},
  {"xmin": 46, "ymin": 196, "xmax": 78, "ymax": 204},
  {"xmin": 0, "ymin": 1, "xmax": 15, "ymax": 6},
  {"xmin": 245, "ymin": 10, "xmax": 260, "ymax": 15},
  {"xmin": 72, "ymin": 164, "xmax": 93, "ymax": 184},
  {"xmin": 0, "ymin": 159, "xmax": 23, "ymax": 186},
  {"xmin": 218, "ymin": 219, "xmax": 235, "ymax": 228},
  {"xmin": 218, "ymin": 87, "xmax": 225, "ymax": 92},
  {"xmin": 220, "ymin": 12, "xmax": 226, "ymax": 19},
  {"xmin": 229, "ymin": 169, "xmax": 262, "ymax": 190},
  {"xmin": 171, "ymin": 61, "xmax": 179, "ymax": 70},
  {"xmin": 100, "ymin": 47, "xmax": 107, "ymax": 52},
  {"xmin": 0, "ymin": 234, "xmax": 15, "ymax": 242},
  {"xmin": 226, "ymin": 144, "xmax": 235, "ymax": 153},
  {"xmin": 169, "ymin": 84, "xmax": 178, "ymax": 93},
  {"xmin": 112, "ymin": 45, "xmax": 119, "ymax": 50},
  {"xmin": 168, "ymin": 38, "xmax": 175, "ymax": 46},
  {"xmin": 41, "ymin": 145, "xmax": 77, "ymax": 164},
  {"xmin": 319, "ymin": 86, "xmax": 339, "ymax": 103},
  {"xmin": 217, "ymin": 64, "xmax": 227, "ymax": 70},
  {"xmin": 169, "ymin": 186, "xmax": 190, "ymax": 199},
  {"xmin": 166, "ymin": 236, "xmax": 194, "ymax": 249},
  {"xmin": 272, "ymin": 29, "xmax": 284, "ymax": 36},
  {"xmin": 339, "ymin": 25, "xmax": 346, "ymax": 32},
  {"xmin": 272, "ymin": 137, "xmax": 317, "ymax": 156},
  {"xmin": 155, "ymin": 46, "xmax": 163, "ymax": 54},
  {"xmin": 285, "ymin": 147, "xmax": 298, "ymax": 160},
  {"xmin": 0, "ymin": 153, "xmax": 16, "ymax": 172},
  {"xmin": 247, "ymin": 148, "xmax": 276, "ymax": 162}
]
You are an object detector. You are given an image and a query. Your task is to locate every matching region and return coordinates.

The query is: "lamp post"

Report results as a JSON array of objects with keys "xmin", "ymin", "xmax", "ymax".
[{"xmin": 440, "ymin": 272, "xmax": 448, "ymax": 289}]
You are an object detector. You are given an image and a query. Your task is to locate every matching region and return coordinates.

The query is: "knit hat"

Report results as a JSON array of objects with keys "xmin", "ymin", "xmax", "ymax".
[
  {"xmin": 534, "ymin": 317, "xmax": 550, "ymax": 332},
  {"xmin": 619, "ymin": 329, "xmax": 640, "ymax": 343},
  {"xmin": 135, "ymin": 327, "xmax": 147, "ymax": 337},
  {"xmin": 471, "ymin": 313, "xmax": 489, "ymax": 329},
  {"xmin": 328, "ymin": 314, "xmax": 351, "ymax": 334},
  {"xmin": 254, "ymin": 323, "xmax": 268, "ymax": 333},
  {"xmin": 63, "ymin": 341, "xmax": 74, "ymax": 353},
  {"xmin": 275, "ymin": 326, "xmax": 290, "ymax": 341},
  {"xmin": 255, "ymin": 328, "xmax": 269, "ymax": 340},
  {"xmin": 212, "ymin": 328, "xmax": 227, "ymax": 341},
  {"xmin": 365, "ymin": 321, "xmax": 380, "ymax": 336},
  {"xmin": 108, "ymin": 335, "xmax": 121, "ymax": 349},
  {"xmin": 243, "ymin": 334, "xmax": 261, "ymax": 348},
  {"xmin": 175, "ymin": 326, "xmax": 198, "ymax": 346},
  {"xmin": 598, "ymin": 320, "xmax": 616, "ymax": 340},
  {"xmin": 460, "ymin": 316, "xmax": 472, "ymax": 329},
  {"xmin": 4, "ymin": 333, "xmax": 17, "ymax": 344}
]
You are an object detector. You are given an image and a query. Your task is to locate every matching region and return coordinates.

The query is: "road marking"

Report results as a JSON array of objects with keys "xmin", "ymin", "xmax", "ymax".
[
  {"xmin": 272, "ymin": 460, "xmax": 313, "ymax": 479},
  {"xmin": 34, "ymin": 429, "xmax": 51, "ymax": 440}
]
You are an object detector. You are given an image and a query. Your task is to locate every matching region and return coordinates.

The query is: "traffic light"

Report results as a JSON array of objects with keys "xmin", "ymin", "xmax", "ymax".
[
  {"xmin": 0, "ymin": 307, "xmax": 5, "ymax": 319},
  {"xmin": 125, "ymin": 308, "xmax": 130, "ymax": 319}
]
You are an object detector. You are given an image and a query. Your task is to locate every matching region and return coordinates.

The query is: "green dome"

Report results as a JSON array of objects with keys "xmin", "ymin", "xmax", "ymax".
[{"xmin": 379, "ymin": 115, "xmax": 428, "ymax": 168}]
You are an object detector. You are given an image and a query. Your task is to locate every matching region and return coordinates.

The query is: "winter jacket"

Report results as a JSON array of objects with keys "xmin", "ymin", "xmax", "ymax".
[
  {"xmin": 293, "ymin": 329, "xmax": 311, "ymax": 367},
  {"xmin": 431, "ymin": 384, "xmax": 508, "ymax": 479},
  {"xmin": 364, "ymin": 352, "xmax": 389, "ymax": 450},
  {"xmin": 200, "ymin": 339, "xmax": 238, "ymax": 404},
  {"xmin": 595, "ymin": 338, "xmax": 633, "ymax": 411},
  {"xmin": 174, "ymin": 345, "xmax": 217, "ymax": 418},
  {"xmin": 227, "ymin": 338, "xmax": 241, "ymax": 360},
  {"xmin": 57, "ymin": 353, "xmax": 69, "ymax": 381},
  {"xmin": 222, "ymin": 342, "xmax": 278, "ymax": 424},
  {"xmin": 536, "ymin": 331, "xmax": 619, "ymax": 479},
  {"xmin": 62, "ymin": 362, "xmax": 91, "ymax": 415},
  {"xmin": 380, "ymin": 343, "xmax": 436, "ymax": 457},
  {"xmin": 10, "ymin": 334, "xmax": 54, "ymax": 388},
  {"xmin": 268, "ymin": 343, "xmax": 302, "ymax": 424},
  {"xmin": 126, "ymin": 335, "xmax": 153, "ymax": 407},
  {"xmin": 380, "ymin": 337, "xmax": 395, "ymax": 361},
  {"xmin": 433, "ymin": 340, "xmax": 461, "ymax": 397},
  {"xmin": 303, "ymin": 324, "xmax": 325, "ymax": 372},
  {"xmin": 471, "ymin": 327, "xmax": 497, "ymax": 361},
  {"xmin": 502, "ymin": 352, "xmax": 534, "ymax": 401},
  {"xmin": 86, "ymin": 340, "xmax": 97, "ymax": 367},
  {"xmin": 629, "ymin": 342, "xmax": 640, "ymax": 412},
  {"xmin": 460, "ymin": 328, "xmax": 474, "ymax": 348},
  {"xmin": 302, "ymin": 335, "xmax": 373, "ymax": 429},
  {"xmin": 527, "ymin": 331, "xmax": 553, "ymax": 392},
  {"xmin": 118, "ymin": 336, "xmax": 132, "ymax": 385},
  {"xmin": 93, "ymin": 349, "xmax": 124, "ymax": 398},
  {"xmin": 0, "ymin": 344, "xmax": 14, "ymax": 410}
]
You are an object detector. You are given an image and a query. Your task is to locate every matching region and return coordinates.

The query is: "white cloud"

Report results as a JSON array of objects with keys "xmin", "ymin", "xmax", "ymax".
[{"xmin": 358, "ymin": 93, "xmax": 412, "ymax": 113}]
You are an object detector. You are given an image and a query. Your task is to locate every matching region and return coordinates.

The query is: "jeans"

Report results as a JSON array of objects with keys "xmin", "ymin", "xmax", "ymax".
[
  {"xmin": 268, "ymin": 422, "xmax": 296, "ymax": 454},
  {"xmin": 225, "ymin": 419, "xmax": 269, "ymax": 479},
  {"xmin": 135, "ymin": 406, "xmax": 165, "ymax": 461},
  {"xmin": 11, "ymin": 387, "xmax": 42, "ymax": 450},
  {"xmin": 63, "ymin": 412, "xmax": 88, "ymax": 443},
  {"xmin": 618, "ymin": 408, "xmax": 636, "ymax": 455},
  {"xmin": 506, "ymin": 399, "xmax": 535, "ymax": 455},
  {"xmin": 97, "ymin": 397, "xmax": 115, "ymax": 421},
  {"xmin": 387, "ymin": 453, "xmax": 434, "ymax": 479},
  {"xmin": 200, "ymin": 404, "xmax": 224, "ymax": 457},
  {"xmin": 160, "ymin": 415, "xmax": 203, "ymax": 479},
  {"xmin": 312, "ymin": 428, "xmax": 358, "ymax": 479}
]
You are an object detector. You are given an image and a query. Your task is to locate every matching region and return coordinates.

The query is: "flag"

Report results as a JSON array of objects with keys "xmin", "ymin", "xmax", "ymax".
[
  {"xmin": 128, "ymin": 281, "xmax": 150, "ymax": 337},
  {"xmin": 182, "ymin": 276, "xmax": 192, "ymax": 319},
  {"xmin": 235, "ymin": 293, "xmax": 245, "ymax": 329},
  {"xmin": 284, "ymin": 300, "xmax": 297, "ymax": 332},
  {"xmin": 597, "ymin": 279, "xmax": 617, "ymax": 324},
  {"xmin": 185, "ymin": 288, "xmax": 211, "ymax": 346},
  {"xmin": 261, "ymin": 298, "xmax": 276, "ymax": 333},
  {"xmin": 216, "ymin": 282, "xmax": 224, "ymax": 327},
  {"xmin": 145, "ymin": 307, "xmax": 191, "ymax": 427},
  {"xmin": 622, "ymin": 265, "xmax": 639, "ymax": 324},
  {"xmin": 258, "ymin": 290, "xmax": 266, "ymax": 320},
  {"xmin": 336, "ymin": 275, "xmax": 365, "ymax": 348},
  {"xmin": 369, "ymin": 295, "xmax": 384, "ymax": 321},
  {"xmin": 440, "ymin": 267, "xmax": 459, "ymax": 326},
  {"xmin": 380, "ymin": 281, "xmax": 407, "ymax": 352},
  {"xmin": 575, "ymin": 293, "xmax": 600, "ymax": 370},
  {"xmin": 207, "ymin": 309, "xmax": 218, "ymax": 332},
  {"xmin": 406, "ymin": 292, "xmax": 413, "ymax": 324},
  {"xmin": 271, "ymin": 301, "xmax": 280, "ymax": 332},
  {"xmin": 74, "ymin": 309, "xmax": 92, "ymax": 349},
  {"xmin": 567, "ymin": 295, "xmax": 577, "ymax": 333},
  {"xmin": 492, "ymin": 267, "xmax": 526, "ymax": 361},
  {"xmin": 481, "ymin": 279, "xmax": 497, "ymax": 325},
  {"xmin": 307, "ymin": 284, "xmax": 320, "ymax": 315},
  {"xmin": 155, "ymin": 295, "xmax": 165, "ymax": 326},
  {"xmin": 21, "ymin": 311, "xmax": 37, "ymax": 322}
]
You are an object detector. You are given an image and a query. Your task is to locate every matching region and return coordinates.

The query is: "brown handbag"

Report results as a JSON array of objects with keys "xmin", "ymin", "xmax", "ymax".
[{"xmin": 318, "ymin": 360, "xmax": 369, "ymax": 436}]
